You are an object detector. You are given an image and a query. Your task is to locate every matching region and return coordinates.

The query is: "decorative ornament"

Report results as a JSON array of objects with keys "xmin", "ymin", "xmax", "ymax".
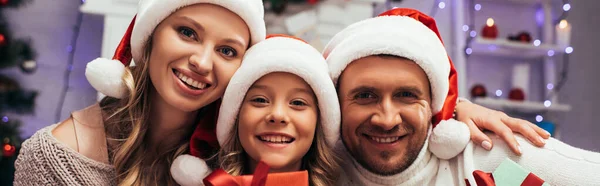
[
  {"xmin": 481, "ymin": 18, "xmax": 498, "ymax": 39},
  {"xmin": 0, "ymin": 34, "xmax": 6, "ymax": 46},
  {"xmin": 508, "ymin": 31, "xmax": 532, "ymax": 43},
  {"xmin": 508, "ymin": 88, "xmax": 525, "ymax": 101},
  {"xmin": 470, "ymin": 84, "xmax": 487, "ymax": 99},
  {"xmin": 20, "ymin": 59, "xmax": 37, "ymax": 74},
  {"xmin": 2, "ymin": 143, "xmax": 16, "ymax": 157}
]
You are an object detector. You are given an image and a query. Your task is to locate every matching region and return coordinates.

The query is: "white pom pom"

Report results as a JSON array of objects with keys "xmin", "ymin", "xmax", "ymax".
[
  {"xmin": 85, "ymin": 58, "xmax": 127, "ymax": 98},
  {"xmin": 170, "ymin": 154, "xmax": 211, "ymax": 186},
  {"xmin": 428, "ymin": 119, "xmax": 471, "ymax": 159}
]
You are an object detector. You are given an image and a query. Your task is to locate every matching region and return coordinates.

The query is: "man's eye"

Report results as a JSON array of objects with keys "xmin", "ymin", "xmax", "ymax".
[
  {"xmin": 354, "ymin": 92, "xmax": 376, "ymax": 99},
  {"xmin": 397, "ymin": 92, "xmax": 417, "ymax": 98}
]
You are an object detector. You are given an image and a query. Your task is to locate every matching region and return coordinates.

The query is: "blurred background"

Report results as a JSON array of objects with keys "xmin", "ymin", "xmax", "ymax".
[{"xmin": 0, "ymin": 0, "xmax": 598, "ymax": 183}]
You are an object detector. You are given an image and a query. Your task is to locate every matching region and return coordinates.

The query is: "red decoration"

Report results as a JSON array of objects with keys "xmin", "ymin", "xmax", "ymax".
[
  {"xmin": 0, "ymin": 0, "xmax": 8, "ymax": 6},
  {"xmin": 470, "ymin": 84, "xmax": 487, "ymax": 99},
  {"xmin": 307, "ymin": 0, "xmax": 318, "ymax": 5},
  {"xmin": 508, "ymin": 32, "xmax": 532, "ymax": 43},
  {"xmin": 482, "ymin": 18, "xmax": 498, "ymax": 39},
  {"xmin": 2, "ymin": 143, "xmax": 16, "ymax": 157},
  {"xmin": 0, "ymin": 34, "xmax": 6, "ymax": 46},
  {"xmin": 204, "ymin": 161, "xmax": 309, "ymax": 186},
  {"xmin": 508, "ymin": 88, "xmax": 525, "ymax": 101}
]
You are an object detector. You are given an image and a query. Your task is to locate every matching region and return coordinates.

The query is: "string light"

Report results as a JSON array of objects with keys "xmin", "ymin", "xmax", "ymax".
[
  {"xmin": 563, "ymin": 3, "xmax": 571, "ymax": 11},
  {"xmin": 495, "ymin": 90, "xmax": 503, "ymax": 97},
  {"xmin": 463, "ymin": 25, "xmax": 470, "ymax": 32},
  {"xmin": 547, "ymin": 83, "xmax": 554, "ymax": 90},
  {"xmin": 1, "ymin": 116, "xmax": 7, "ymax": 123},
  {"xmin": 536, "ymin": 115, "xmax": 544, "ymax": 122},
  {"xmin": 544, "ymin": 100, "xmax": 552, "ymax": 107},
  {"xmin": 470, "ymin": 30, "xmax": 477, "ymax": 37},
  {"xmin": 533, "ymin": 40, "xmax": 541, "ymax": 46},
  {"xmin": 547, "ymin": 50, "xmax": 555, "ymax": 57},
  {"xmin": 438, "ymin": 2, "xmax": 446, "ymax": 9},
  {"xmin": 474, "ymin": 4, "xmax": 481, "ymax": 11},
  {"xmin": 565, "ymin": 46, "xmax": 573, "ymax": 54},
  {"xmin": 465, "ymin": 48, "xmax": 473, "ymax": 55}
]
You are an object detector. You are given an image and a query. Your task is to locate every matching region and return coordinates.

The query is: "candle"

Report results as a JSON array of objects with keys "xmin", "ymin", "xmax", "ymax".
[
  {"xmin": 556, "ymin": 19, "xmax": 571, "ymax": 47},
  {"xmin": 482, "ymin": 18, "xmax": 498, "ymax": 39}
]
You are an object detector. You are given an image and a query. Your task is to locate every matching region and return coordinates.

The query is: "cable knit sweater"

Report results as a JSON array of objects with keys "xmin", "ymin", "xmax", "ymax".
[
  {"xmin": 13, "ymin": 124, "xmax": 116, "ymax": 185},
  {"xmin": 337, "ymin": 133, "xmax": 600, "ymax": 185}
]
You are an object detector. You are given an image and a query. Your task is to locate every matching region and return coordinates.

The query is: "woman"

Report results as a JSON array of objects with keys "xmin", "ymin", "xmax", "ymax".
[
  {"xmin": 14, "ymin": 1, "xmax": 548, "ymax": 185},
  {"xmin": 14, "ymin": 0, "xmax": 265, "ymax": 185}
]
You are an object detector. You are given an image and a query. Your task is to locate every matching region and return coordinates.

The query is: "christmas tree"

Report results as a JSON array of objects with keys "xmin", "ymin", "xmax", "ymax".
[{"xmin": 0, "ymin": 0, "xmax": 37, "ymax": 184}]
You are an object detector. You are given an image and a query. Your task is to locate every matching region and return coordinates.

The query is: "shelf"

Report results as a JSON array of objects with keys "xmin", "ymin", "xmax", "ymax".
[
  {"xmin": 476, "ymin": 0, "xmax": 543, "ymax": 6},
  {"xmin": 473, "ymin": 98, "xmax": 571, "ymax": 113},
  {"xmin": 469, "ymin": 37, "xmax": 565, "ymax": 60}
]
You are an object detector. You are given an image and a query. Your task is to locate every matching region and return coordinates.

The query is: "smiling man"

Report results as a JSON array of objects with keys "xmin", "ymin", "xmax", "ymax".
[{"xmin": 324, "ymin": 8, "xmax": 600, "ymax": 185}]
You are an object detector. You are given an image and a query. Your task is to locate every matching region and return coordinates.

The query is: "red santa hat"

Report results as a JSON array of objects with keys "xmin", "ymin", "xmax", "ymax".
[
  {"xmin": 85, "ymin": 0, "xmax": 266, "ymax": 98},
  {"xmin": 323, "ymin": 8, "xmax": 471, "ymax": 160},
  {"xmin": 170, "ymin": 35, "xmax": 341, "ymax": 186}
]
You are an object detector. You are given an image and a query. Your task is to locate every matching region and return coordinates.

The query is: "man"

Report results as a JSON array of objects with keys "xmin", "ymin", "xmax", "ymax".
[{"xmin": 324, "ymin": 8, "xmax": 600, "ymax": 185}]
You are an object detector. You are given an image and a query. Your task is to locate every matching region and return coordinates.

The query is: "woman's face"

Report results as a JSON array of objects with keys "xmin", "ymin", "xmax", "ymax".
[
  {"xmin": 238, "ymin": 72, "xmax": 318, "ymax": 173},
  {"xmin": 148, "ymin": 4, "xmax": 250, "ymax": 112}
]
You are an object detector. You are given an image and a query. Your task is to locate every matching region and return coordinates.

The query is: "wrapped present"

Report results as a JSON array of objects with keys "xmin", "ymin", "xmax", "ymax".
[
  {"xmin": 203, "ymin": 161, "xmax": 309, "ymax": 186},
  {"xmin": 471, "ymin": 158, "xmax": 549, "ymax": 186}
]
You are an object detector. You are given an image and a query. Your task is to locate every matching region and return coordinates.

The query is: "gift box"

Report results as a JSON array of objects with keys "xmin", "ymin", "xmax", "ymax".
[
  {"xmin": 204, "ymin": 161, "xmax": 309, "ymax": 186},
  {"xmin": 471, "ymin": 158, "xmax": 549, "ymax": 186}
]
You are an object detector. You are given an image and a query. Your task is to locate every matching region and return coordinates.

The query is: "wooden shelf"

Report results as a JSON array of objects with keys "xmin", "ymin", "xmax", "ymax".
[
  {"xmin": 469, "ymin": 37, "xmax": 565, "ymax": 59},
  {"xmin": 473, "ymin": 98, "xmax": 571, "ymax": 113}
]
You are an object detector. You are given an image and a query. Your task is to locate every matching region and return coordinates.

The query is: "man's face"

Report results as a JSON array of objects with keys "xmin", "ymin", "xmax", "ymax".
[{"xmin": 337, "ymin": 56, "xmax": 432, "ymax": 176}]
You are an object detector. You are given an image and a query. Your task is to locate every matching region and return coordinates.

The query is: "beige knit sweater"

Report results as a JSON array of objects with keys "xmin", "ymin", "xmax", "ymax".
[{"xmin": 13, "ymin": 124, "xmax": 116, "ymax": 185}]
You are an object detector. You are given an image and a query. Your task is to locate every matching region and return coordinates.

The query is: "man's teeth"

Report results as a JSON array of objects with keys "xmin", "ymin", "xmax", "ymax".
[
  {"xmin": 259, "ymin": 135, "xmax": 293, "ymax": 143},
  {"xmin": 370, "ymin": 136, "xmax": 400, "ymax": 143},
  {"xmin": 175, "ymin": 71, "xmax": 206, "ymax": 89}
]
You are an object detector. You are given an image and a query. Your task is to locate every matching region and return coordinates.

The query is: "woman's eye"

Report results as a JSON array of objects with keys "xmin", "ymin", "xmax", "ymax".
[
  {"xmin": 218, "ymin": 47, "xmax": 237, "ymax": 58},
  {"xmin": 178, "ymin": 27, "xmax": 196, "ymax": 39}
]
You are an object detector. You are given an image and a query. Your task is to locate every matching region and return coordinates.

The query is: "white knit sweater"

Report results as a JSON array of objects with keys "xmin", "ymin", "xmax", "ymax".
[{"xmin": 337, "ymin": 133, "xmax": 600, "ymax": 185}]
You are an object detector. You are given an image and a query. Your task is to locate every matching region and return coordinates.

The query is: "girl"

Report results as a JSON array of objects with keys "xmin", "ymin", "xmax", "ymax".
[{"xmin": 216, "ymin": 35, "xmax": 340, "ymax": 186}]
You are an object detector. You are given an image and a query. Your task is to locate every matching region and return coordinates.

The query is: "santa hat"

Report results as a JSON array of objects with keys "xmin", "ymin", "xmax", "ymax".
[
  {"xmin": 170, "ymin": 35, "xmax": 341, "ymax": 186},
  {"xmin": 85, "ymin": 0, "xmax": 266, "ymax": 98},
  {"xmin": 323, "ymin": 8, "xmax": 470, "ymax": 160}
]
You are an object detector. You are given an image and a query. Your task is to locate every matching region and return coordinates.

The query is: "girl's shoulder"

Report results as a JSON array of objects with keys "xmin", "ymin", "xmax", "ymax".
[{"xmin": 52, "ymin": 103, "xmax": 110, "ymax": 164}]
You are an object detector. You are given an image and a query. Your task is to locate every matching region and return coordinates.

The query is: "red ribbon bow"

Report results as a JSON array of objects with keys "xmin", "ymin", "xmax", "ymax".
[{"xmin": 203, "ymin": 161, "xmax": 270, "ymax": 186}]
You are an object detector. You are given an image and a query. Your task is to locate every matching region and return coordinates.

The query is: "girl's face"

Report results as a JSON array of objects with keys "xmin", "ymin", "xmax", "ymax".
[
  {"xmin": 238, "ymin": 72, "xmax": 318, "ymax": 173},
  {"xmin": 148, "ymin": 4, "xmax": 250, "ymax": 112}
]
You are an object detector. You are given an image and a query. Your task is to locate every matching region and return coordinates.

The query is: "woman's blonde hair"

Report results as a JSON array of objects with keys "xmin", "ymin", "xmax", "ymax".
[
  {"xmin": 217, "ymin": 115, "xmax": 340, "ymax": 186},
  {"xmin": 100, "ymin": 38, "xmax": 218, "ymax": 185}
]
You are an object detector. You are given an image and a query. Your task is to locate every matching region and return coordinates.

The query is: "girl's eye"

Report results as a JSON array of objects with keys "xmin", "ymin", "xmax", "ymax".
[
  {"xmin": 217, "ymin": 47, "xmax": 237, "ymax": 58},
  {"xmin": 291, "ymin": 100, "xmax": 307, "ymax": 106},
  {"xmin": 178, "ymin": 27, "xmax": 197, "ymax": 40},
  {"xmin": 250, "ymin": 97, "xmax": 268, "ymax": 103}
]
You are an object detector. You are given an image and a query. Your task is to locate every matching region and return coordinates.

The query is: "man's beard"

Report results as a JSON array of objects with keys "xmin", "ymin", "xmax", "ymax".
[{"xmin": 345, "ymin": 125, "xmax": 428, "ymax": 176}]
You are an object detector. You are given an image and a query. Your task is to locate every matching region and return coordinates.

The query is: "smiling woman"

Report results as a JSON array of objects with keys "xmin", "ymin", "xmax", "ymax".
[{"xmin": 13, "ymin": 0, "xmax": 266, "ymax": 185}]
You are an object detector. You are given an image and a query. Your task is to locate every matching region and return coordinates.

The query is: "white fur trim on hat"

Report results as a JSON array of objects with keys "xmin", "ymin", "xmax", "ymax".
[
  {"xmin": 216, "ymin": 37, "xmax": 341, "ymax": 147},
  {"xmin": 85, "ymin": 58, "xmax": 127, "ymax": 98},
  {"xmin": 323, "ymin": 16, "xmax": 450, "ymax": 115},
  {"xmin": 170, "ymin": 154, "xmax": 212, "ymax": 186},
  {"xmin": 131, "ymin": 0, "xmax": 266, "ymax": 62},
  {"xmin": 428, "ymin": 119, "xmax": 471, "ymax": 159}
]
